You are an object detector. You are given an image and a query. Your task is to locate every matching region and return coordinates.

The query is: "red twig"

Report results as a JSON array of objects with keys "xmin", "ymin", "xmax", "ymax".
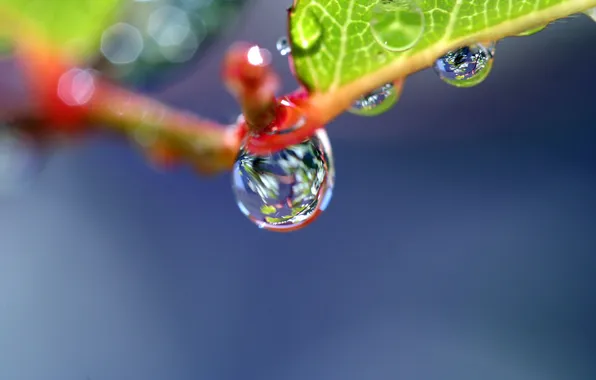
[
  {"xmin": 89, "ymin": 80, "xmax": 240, "ymax": 175},
  {"xmin": 220, "ymin": 43, "xmax": 328, "ymax": 155},
  {"xmin": 222, "ymin": 43, "xmax": 280, "ymax": 134},
  {"xmin": 14, "ymin": 43, "xmax": 241, "ymax": 175}
]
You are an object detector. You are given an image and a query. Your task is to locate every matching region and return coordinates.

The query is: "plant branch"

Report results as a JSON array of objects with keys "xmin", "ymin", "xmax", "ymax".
[
  {"xmin": 11, "ymin": 37, "xmax": 240, "ymax": 175},
  {"xmin": 89, "ymin": 79, "xmax": 241, "ymax": 175},
  {"xmin": 5, "ymin": 0, "xmax": 595, "ymax": 169},
  {"xmin": 1, "ymin": 5, "xmax": 242, "ymax": 175},
  {"xmin": 222, "ymin": 42, "xmax": 280, "ymax": 134}
]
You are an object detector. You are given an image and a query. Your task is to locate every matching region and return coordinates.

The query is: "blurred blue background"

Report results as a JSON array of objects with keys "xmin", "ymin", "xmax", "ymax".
[{"xmin": 1, "ymin": 2, "xmax": 596, "ymax": 379}]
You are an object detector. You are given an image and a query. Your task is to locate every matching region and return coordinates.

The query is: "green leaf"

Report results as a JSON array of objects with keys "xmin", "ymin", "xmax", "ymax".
[
  {"xmin": 2, "ymin": 0, "xmax": 123, "ymax": 59},
  {"xmin": 289, "ymin": 0, "xmax": 596, "ymax": 93}
]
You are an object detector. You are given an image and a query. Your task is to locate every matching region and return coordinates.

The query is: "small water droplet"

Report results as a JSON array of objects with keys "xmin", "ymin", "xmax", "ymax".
[
  {"xmin": 276, "ymin": 36, "xmax": 292, "ymax": 56},
  {"xmin": 232, "ymin": 129, "xmax": 335, "ymax": 231},
  {"xmin": 290, "ymin": 9, "xmax": 322, "ymax": 50},
  {"xmin": 516, "ymin": 24, "xmax": 547, "ymax": 36},
  {"xmin": 349, "ymin": 82, "xmax": 402, "ymax": 116},
  {"xmin": 433, "ymin": 43, "xmax": 494, "ymax": 88},
  {"xmin": 369, "ymin": 0, "xmax": 425, "ymax": 52}
]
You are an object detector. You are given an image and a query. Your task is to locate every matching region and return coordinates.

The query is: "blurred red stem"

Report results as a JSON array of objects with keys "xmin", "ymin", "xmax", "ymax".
[
  {"xmin": 14, "ymin": 43, "xmax": 240, "ymax": 175},
  {"xmin": 89, "ymin": 80, "xmax": 240, "ymax": 174}
]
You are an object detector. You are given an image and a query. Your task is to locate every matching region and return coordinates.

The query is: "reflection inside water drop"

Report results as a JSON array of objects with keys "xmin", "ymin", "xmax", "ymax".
[
  {"xmin": 349, "ymin": 82, "xmax": 401, "ymax": 116},
  {"xmin": 433, "ymin": 43, "xmax": 495, "ymax": 87},
  {"xmin": 370, "ymin": 0, "xmax": 425, "ymax": 52},
  {"xmin": 232, "ymin": 129, "xmax": 335, "ymax": 231}
]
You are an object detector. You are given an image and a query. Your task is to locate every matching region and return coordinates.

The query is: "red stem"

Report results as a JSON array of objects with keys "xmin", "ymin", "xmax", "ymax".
[
  {"xmin": 222, "ymin": 43, "xmax": 280, "ymax": 134},
  {"xmin": 14, "ymin": 42, "xmax": 241, "ymax": 175},
  {"xmin": 90, "ymin": 80, "xmax": 240, "ymax": 174}
]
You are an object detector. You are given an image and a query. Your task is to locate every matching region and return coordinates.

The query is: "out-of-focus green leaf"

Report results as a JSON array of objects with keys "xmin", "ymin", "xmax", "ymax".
[{"xmin": 3, "ymin": 0, "xmax": 123, "ymax": 59}]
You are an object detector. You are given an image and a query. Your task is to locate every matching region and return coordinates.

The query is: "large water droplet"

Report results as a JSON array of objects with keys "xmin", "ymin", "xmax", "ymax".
[
  {"xmin": 276, "ymin": 36, "xmax": 292, "ymax": 56},
  {"xmin": 433, "ymin": 43, "xmax": 495, "ymax": 88},
  {"xmin": 348, "ymin": 81, "xmax": 402, "ymax": 116},
  {"xmin": 370, "ymin": 0, "xmax": 425, "ymax": 52},
  {"xmin": 232, "ymin": 129, "xmax": 334, "ymax": 231},
  {"xmin": 516, "ymin": 24, "xmax": 547, "ymax": 36},
  {"xmin": 290, "ymin": 9, "xmax": 322, "ymax": 50}
]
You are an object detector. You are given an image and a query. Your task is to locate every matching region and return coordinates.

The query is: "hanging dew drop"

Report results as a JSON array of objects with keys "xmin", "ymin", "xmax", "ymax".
[
  {"xmin": 433, "ymin": 43, "xmax": 495, "ymax": 88},
  {"xmin": 348, "ymin": 82, "xmax": 402, "ymax": 116},
  {"xmin": 231, "ymin": 129, "xmax": 335, "ymax": 231},
  {"xmin": 443, "ymin": 60, "xmax": 493, "ymax": 88},
  {"xmin": 290, "ymin": 9, "xmax": 322, "ymax": 50},
  {"xmin": 276, "ymin": 36, "xmax": 292, "ymax": 56},
  {"xmin": 369, "ymin": 0, "xmax": 425, "ymax": 52}
]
